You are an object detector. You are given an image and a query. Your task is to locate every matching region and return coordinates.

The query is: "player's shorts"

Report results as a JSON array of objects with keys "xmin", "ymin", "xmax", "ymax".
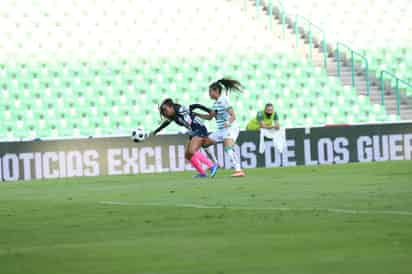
[
  {"xmin": 209, "ymin": 125, "xmax": 240, "ymax": 143},
  {"xmin": 189, "ymin": 123, "xmax": 209, "ymax": 138}
]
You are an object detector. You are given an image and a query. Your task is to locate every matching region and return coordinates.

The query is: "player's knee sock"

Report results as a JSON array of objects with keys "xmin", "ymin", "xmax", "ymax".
[
  {"xmin": 190, "ymin": 154, "xmax": 206, "ymax": 175},
  {"xmin": 225, "ymin": 146, "xmax": 241, "ymax": 171},
  {"xmin": 204, "ymin": 147, "xmax": 218, "ymax": 164},
  {"xmin": 194, "ymin": 151, "xmax": 214, "ymax": 168}
]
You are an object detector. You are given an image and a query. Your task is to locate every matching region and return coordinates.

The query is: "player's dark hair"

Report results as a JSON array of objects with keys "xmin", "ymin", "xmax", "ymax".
[
  {"xmin": 159, "ymin": 98, "xmax": 181, "ymax": 118},
  {"xmin": 209, "ymin": 78, "xmax": 243, "ymax": 95}
]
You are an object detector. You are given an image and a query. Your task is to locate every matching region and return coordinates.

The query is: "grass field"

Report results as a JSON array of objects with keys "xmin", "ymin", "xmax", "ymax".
[{"xmin": 0, "ymin": 161, "xmax": 412, "ymax": 274}]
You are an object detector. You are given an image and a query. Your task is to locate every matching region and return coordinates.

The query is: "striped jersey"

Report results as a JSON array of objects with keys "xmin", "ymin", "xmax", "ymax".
[
  {"xmin": 153, "ymin": 103, "xmax": 211, "ymax": 136},
  {"xmin": 172, "ymin": 105, "xmax": 204, "ymax": 130},
  {"xmin": 212, "ymin": 95, "xmax": 232, "ymax": 130}
]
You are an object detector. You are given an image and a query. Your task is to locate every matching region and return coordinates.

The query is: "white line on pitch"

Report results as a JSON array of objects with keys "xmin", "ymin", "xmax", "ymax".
[{"xmin": 99, "ymin": 201, "xmax": 412, "ymax": 216}]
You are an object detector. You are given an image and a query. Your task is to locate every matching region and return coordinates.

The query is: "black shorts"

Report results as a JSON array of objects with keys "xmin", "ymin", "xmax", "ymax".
[{"xmin": 189, "ymin": 123, "xmax": 209, "ymax": 138}]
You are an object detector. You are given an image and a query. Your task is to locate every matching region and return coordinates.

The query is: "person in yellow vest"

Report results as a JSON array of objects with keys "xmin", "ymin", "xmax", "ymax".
[{"xmin": 246, "ymin": 103, "xmax": 280, "ymax": 130}]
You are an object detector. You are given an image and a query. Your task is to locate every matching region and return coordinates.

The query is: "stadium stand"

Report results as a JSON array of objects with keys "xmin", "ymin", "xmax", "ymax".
[
  {"xmin": 0, "ymin": 0, "xmax": 398, "ymax": 141},
  {"xmin": 276, "ymin": 0, "xmax": 412, "ymax": 93}
]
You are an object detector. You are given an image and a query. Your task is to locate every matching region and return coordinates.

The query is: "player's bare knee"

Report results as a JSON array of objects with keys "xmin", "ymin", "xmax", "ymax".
[
  {"xmin": 188, "ymin": 147, "xmax": 197, "ymax": 157},
  {"xmin": 224, "ymin": 139, "xmax": 234, "ymax": 147}
]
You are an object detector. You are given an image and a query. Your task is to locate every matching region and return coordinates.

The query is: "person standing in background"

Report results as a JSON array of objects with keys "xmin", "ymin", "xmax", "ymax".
[{"xmin": 246, "ymin": 103, "xmax": 280, "ymax": 131}]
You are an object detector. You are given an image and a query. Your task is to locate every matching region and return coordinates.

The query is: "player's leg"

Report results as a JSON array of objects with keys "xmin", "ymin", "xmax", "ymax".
[
  {"xmin": 205, "ymin": 130, "xmax": 225, "ymax": 165},
  {"xmin": 188, "ymin": 136, "xmax": 218, "ymax": 177},
  {"xmin": 223, "ymin": 126, "xmax": 245, "ymax": 177},
  {"xmin": 198, "ymin": 137, "xmax": 219, "ymax": 177},
  {"xmin": 185, "ymin": 139, "xmax": 207, "ymax": 177},
  {"xmin": 223, "ymin": 138, "xmax": 243, "ymax": 175},
  {"xmin": 202, "ymin": 136, "xmax": 218, "ymax": 164},
  {"xmin": 186, "ymin": 137, "xmax": 215, "ymax": 177}
]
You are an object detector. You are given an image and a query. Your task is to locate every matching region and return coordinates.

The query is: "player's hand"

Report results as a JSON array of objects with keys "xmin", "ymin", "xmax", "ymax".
[{"xmin": 224, "ymin": 122, "xmax": 230, "ymax": 128}]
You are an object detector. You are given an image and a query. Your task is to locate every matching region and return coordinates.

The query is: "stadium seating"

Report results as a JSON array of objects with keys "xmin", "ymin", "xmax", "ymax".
[
  {"xmin": 0, "ymin": 0, "xmax": 395, "ymax": 141},
  {"xmin": 276, "ymin": 0, "xmax": 412, "ymax": 93}
]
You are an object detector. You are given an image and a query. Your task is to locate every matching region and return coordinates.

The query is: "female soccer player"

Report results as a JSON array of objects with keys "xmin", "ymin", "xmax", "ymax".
[
  {"xmin": 194, "ymin": 78, "xmax": 246, "ymax": 177},
  {"xmin": 151, "ymin": 98, "xmax": 218, "ymax": 178}
]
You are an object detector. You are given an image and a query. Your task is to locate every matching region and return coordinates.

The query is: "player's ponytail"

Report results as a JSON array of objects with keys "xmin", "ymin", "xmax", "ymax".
[{"xmin": 209, "ymin": 78, "xmax": 243, "ymax": 95}]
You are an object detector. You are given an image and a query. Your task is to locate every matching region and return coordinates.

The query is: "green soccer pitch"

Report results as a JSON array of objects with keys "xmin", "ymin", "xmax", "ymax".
[{"xmin": 1, "ymin": 161, "xmax": 411, "ymax": 274}]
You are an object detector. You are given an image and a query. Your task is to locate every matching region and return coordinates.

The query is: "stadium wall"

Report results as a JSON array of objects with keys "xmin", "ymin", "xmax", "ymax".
[{"xmin": 0, "ymin": 123, "xmax": 411, "ymax": 182}]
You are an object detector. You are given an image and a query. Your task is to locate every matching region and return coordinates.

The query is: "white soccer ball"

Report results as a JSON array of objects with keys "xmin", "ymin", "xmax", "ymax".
[{"xmin": 131, "ymin": 127, "xmax": 146, "ymax": 142}]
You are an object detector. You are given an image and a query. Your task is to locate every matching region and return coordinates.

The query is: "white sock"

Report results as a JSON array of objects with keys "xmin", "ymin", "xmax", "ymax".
[
  {"xmin": 226, "ymin": 147, "xmax": 241, "ymax": 171},
  {"xmin": 205, "ymin": 146, "xmax": 218, "ymax": 164}
]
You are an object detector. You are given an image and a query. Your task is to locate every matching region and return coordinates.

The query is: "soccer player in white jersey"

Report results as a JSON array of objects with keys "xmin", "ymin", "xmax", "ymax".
[{"xmin": 194, "ymin": 78, "xmax": 246, "ymax": 177}]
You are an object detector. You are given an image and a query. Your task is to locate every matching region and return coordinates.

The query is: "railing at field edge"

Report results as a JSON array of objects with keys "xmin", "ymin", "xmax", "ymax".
[
  {"xmin": 336, "ymin": 42, "xmax": 370, "ymax": 96},
  {"xmin": 254, "ymin": 0, "xmax": 286, "ymax": 37},
  {"xmin": 258, "ymin": 0, "xmax": 409, "ymax": 117},
  {"xmin": 276, "ymin": 1, "xmax": 286, "ymax": 38},
  {"xmin": 380, "ymin": 71, "xmax": 412, "ymax": 116},
  {"xmin": 260, "ymin": 1, "xmax": 328, "ymax": 68},
  {"xmin": 293, "ymin": 15, "xmax": 327, "ymax": 68}
]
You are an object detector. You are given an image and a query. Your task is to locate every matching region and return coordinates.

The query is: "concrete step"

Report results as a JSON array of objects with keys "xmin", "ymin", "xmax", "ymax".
[{"xmin": 259, "ymin": 2, "xmax": 412, "ymax": 121}]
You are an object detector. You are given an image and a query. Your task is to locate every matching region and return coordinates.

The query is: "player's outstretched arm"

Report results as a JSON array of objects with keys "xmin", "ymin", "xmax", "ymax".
[
  {"xmin": 151, "ymin": 120, "xmax": 171, "ymax": 136},
  {"xmin": 190, "ymin": 103, "xmax": 215, "ymax": 120}
]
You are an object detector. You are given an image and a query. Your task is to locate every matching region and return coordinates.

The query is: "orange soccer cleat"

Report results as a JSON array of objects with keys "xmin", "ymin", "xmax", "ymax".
[{"xmin": 231, "ymin": 170, "xmax": 246, "ymax": 177}]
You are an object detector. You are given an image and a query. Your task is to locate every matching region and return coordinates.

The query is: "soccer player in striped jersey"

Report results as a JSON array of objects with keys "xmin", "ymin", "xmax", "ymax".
[
  {"xmin": 150, "ymin": 98, "xmax": 218, "ymax": 178},
  {"xmin": 194, "ymin": 78, "xmax": 246, "ymax": 177}
]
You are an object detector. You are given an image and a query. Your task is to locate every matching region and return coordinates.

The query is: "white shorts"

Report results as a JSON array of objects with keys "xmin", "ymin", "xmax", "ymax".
[{"xmin": 209, "ymin": 125, "xmax": 240, "ymax": 143}]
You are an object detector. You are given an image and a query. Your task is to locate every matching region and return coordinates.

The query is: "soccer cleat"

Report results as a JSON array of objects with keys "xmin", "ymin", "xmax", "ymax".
[
  {"xmin": 193, "ymin": 173, "xmax": 208, "ymax": 179},
  {"xmin": 231, "ymin": 170, "xmax": 246, "ymax": 177},
  {"xmin": 209, "ymin": 164, "xmax": 219, "ymax": 178}
]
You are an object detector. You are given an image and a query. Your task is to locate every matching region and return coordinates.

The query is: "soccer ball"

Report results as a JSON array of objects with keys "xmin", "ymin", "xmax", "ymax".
[{"xmin": 131, "ymin": 127, "xmax": 146, "ymax": 142}]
